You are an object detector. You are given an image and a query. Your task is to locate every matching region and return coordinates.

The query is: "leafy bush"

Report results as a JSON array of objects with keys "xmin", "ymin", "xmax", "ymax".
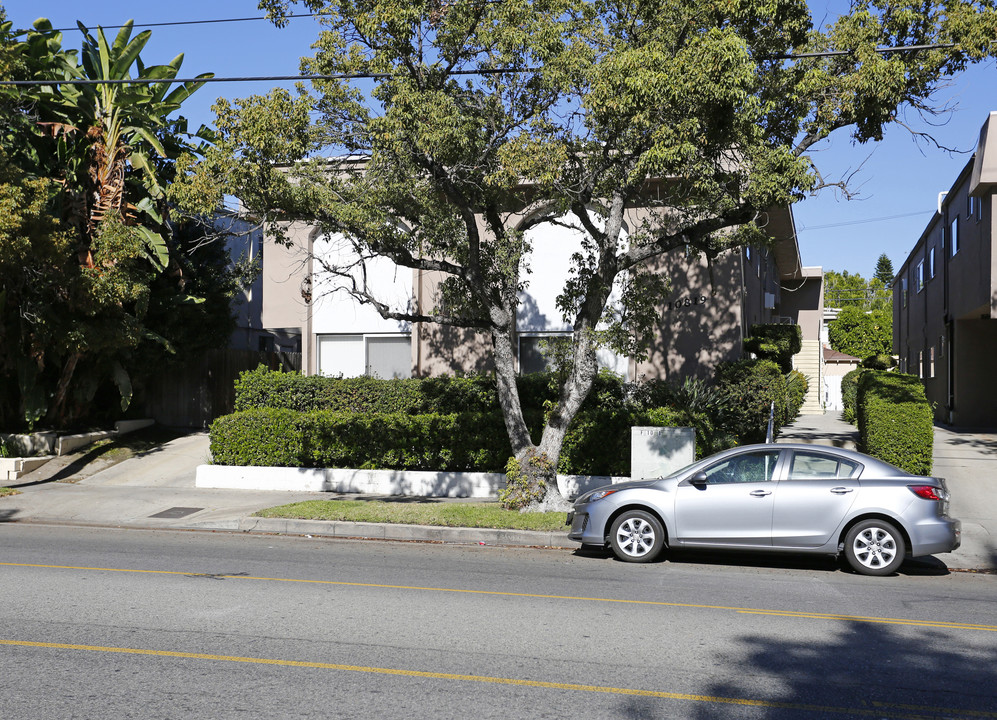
[
  {"xmin": 857, "ymin": 371, "xmax": 933, "ymax": 475},
  {"xmin": 233, "ymin": 365, "xmax": 626, "ymax": 416},
  {"xmin": 860, "ymin": 353, "xmax": 895, "ymax": 370},
  {"xmin": 210, "ymin": 405, "xmax": 691, "ymax": 476},
  {"xmin": 209, "ymin": 409, "xmax": 303, "ymax": 467},
  {"xmin": 841, "ymin": 368, "xmax": 865, "ymax": 424},
  {"xmin": 828, "ymin": 306, "xmax": 892, "ymax": 359},
  {"xmin": 785, "ymin": 370, "xmax": 809, "ymax": 419},
  {"xmin": 743, "ymin": 324, "xmax": 802, "ymax": 373},
  {"xmin": 712, "ymin": 359, "xmax": 790, "ymax": 443}
]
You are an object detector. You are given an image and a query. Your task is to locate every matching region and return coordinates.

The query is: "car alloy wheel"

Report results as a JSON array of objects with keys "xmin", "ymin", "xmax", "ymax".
[
  {"xmin": 609, "ymin": 510, "xmax": 665, "ymax": 563},
  {"xmin": 844, "ymin": 519, "xmax": 904, "ymax": 576}
]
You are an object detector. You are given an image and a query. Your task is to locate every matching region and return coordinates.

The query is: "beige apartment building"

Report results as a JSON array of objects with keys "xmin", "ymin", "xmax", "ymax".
[
  {"xmin": 252, "ymin": 201, "xmax": 824, "ymax": 407},
  {"xmin": 894, "ymin": 112, "xmax": 997, "ymax": 427}
]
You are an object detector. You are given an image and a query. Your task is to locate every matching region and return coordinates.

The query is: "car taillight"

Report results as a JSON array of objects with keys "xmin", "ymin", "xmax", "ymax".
[{"xmin": 908, "ymin": 485, "xmax": 945, "ymax": 501}]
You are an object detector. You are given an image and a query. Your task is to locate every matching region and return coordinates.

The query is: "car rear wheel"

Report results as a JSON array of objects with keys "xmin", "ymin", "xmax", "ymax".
[
  {"xmin": 609, "ymin": 510, "xmax": 665, "ymax": 563},
  {"xmin": 844, "ymin": 519, "xmax": 905, "ymax": 576}
]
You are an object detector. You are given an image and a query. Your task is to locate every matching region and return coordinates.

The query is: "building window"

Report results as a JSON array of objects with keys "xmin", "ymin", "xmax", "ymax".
[
  {"xmin": 915, "ymin": 261, "xmax": 924, "ymax": 292},
  {"xmin": 977, "ymin": 196, "xmax": 984, "ymax": 221},
  {"xmin": 950, "ymin": 216, "xmax": 959, "ymax": 256},
  {"xmin": 918, "ymin": 350, "xmax": 923, "ymax": 378},
  {"xmin": 519, "ymin": 333, "xmax": 571, "ymax": 374},
  {"xmin": 927, "ymin": 246, "xmax": 936, "ymax": 280},
  {"xmin": 901, "ymin": 276, "xmax": 908, "ymax": 307},
  {"xmin": 929, "ymin": 345, "xmax": 935, "ymax": 378},
  {"xmin": 317, "ymin": 333, "xmax": 412, "ymax": 379}
]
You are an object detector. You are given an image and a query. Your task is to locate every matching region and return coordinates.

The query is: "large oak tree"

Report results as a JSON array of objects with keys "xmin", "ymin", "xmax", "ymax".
[{"xmin": 176, "ymin": 0, "xmax": 997, "ymax": 505}]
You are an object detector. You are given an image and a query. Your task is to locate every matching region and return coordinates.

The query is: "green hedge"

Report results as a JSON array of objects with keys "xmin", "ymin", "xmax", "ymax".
[
  {"xmin": 210, "ymin": 406, "xmax": 688, "ymax": 476},
  {"xmin": 841, "ymin": 368, "xmax": 865, "ymax": 424},
  {"xmin": 857, "ymin": 371, "xmax": 933, "ymax": 475},
  {"xmin": 743, "ymin": 324, "xmax": 803, "ymax": 373},
  {"xmin": 233, "ymin": 365, "xmax": 627, "ymax": 415},
  {"xmin": 713, "ymin": 359, "xmax": 793, "ymax": 443}
]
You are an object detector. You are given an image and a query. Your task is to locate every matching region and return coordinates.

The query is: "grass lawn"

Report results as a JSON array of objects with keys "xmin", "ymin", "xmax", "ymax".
[
  {"xmin": 0, "ymin": 487, "xmax": 20, "ymax": 497},
  {"xmin": 255, "ymin": 499, "xmax": 568, "ymax": 532}
]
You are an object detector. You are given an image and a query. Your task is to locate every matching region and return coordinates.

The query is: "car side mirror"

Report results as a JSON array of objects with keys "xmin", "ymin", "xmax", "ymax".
[{"xmin": 689, "ymin": 472, "xmax": 708, "ymax": 487}]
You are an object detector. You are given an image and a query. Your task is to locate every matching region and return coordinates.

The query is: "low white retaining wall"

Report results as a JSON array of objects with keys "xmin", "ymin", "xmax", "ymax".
[{"xmin": 196, "ymin": 464, "xmax": 620, "ymax": 499}]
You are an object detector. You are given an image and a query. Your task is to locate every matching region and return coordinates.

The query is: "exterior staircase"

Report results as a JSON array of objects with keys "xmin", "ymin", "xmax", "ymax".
[{"xmin": 794, "ymin": 339, "xmax": 825, "ymax": 415}]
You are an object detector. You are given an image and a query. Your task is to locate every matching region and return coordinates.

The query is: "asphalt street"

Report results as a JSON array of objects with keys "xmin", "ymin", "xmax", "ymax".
[{"xmin": 2, "ymin": 525, "xmax": 995, "ymax": 719}]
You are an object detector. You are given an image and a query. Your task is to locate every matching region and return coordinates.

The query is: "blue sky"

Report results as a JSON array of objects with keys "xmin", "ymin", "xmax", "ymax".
[{"xmin": 5, "ymin": 0, "xmax": 994, "ymax": 278}]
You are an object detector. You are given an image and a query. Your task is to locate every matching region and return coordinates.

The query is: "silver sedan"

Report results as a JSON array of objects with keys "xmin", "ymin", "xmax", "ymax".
[{"xmin": 566, "ymin": 443, "xmax": 961, "ymax": 575}]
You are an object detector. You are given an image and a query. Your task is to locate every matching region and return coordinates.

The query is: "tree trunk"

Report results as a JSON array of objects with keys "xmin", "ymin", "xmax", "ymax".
[
  {"xmin": 494, "ymin": 325, "xmax": 602, "ymax": 511},
  {"xmin": 46, "ymin": 352, "xmax": 81, "ymax": 427}
]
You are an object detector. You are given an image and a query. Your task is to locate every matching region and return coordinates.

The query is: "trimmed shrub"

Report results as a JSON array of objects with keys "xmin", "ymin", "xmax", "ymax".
[
  {"xmin": 860, "ymin": 353, "xmax": 896, "ymax": 370},
  {"xmin": 857, "ymin": 371, "xmax": 933, "ymax": 475},
  {"xmin": 713, "ymin": 359, "xmax": 789, "ymax": 443},
  {"xmin": 841, "ymin": 368, "xmax": 865, "ymax": 424},
  {"xmin": 209, "ymin": 409, "xmax": 303, "ymax": 467},
  {"xmin": 743, "ymin": 324, "xmax": 803, "ymax": 373},
  {"xmin": 209, "ymin": 405, "xmax": 694, "ymax": 476},
  {"xmin": 233, "ymin": 365, "xmax": 627, "ymax": 416},
  {"xmin": 785, "ymin": 370, "xmax": 809, "ymax": 419}
]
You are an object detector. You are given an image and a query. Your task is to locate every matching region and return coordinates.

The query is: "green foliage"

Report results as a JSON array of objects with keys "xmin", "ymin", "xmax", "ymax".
[
  {"xmin": 713, "ymin": 359, "xmax": 794, "ymax": 444},
  {"xmin": 873, "ymin": 254, "xmax": 895, "ymax": 286},
  {"xmin": 785, "ymin": 370, "xmax": 809, "ymax": 419},
  {"xmin": 743, "ymin": 324, "xmax": 802, "ymax": 373},
  {"xmin": 840, "ymin": 368, "xmax": 865, "ymax": 424},
  {"xmin": 179, "ymin": 0, "xmax": 997, "ymax": 495},
  {"xmin": 828, "ymin": 305, "xmax": 893, "ymax": 359},
  {"xmin": 500, "ymin": 451, "xmax": 553, "ymax": 511},
  {"xmin": 857, "ymin": 371, "xmax": 933, "ymax": 475},
  {"xmin": 860, "ymin": 353, "xmax": 896, "ymax": 370},
  {"xmin": 209, "ymin": 408, "xmax": 303, "ymax": 467},
  {"xmin": 0, "ymin": 18, "xmax": 229, "ymax": 430},
  {"xmin": 824, "ymin": 269, "xmax": 892, "ymax": 312}
]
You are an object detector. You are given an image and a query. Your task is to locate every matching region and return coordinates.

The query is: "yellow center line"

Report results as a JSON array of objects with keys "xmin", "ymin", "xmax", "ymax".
[
  {"xmin": 3, "ymin": 561, "xmax": 995, "ymax": 632},
  {"xmin": 1, "ymin": 639, "xmax": 990, "ymax": 720}
]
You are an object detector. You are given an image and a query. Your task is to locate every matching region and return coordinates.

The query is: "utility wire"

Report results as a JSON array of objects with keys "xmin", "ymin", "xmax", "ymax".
[
  {"xmin": 0, "ymin": 68, "xmax": 521, "ymax": 86},
  {"xmin": 801, "ymin": 210, "xmax": 931, "ymax": 231},
  {"xmin": 43, "ymin": 14, "xmax": 328, "ymax": 33},
  {"xmin": 0, "ymin": 39, "xmax": 965, "ymax": 87}
]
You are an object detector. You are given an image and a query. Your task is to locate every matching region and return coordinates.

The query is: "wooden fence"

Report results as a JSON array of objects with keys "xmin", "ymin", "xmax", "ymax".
[{"xmin": 141, "ymin": 349, "xmax": 301, "ymax": 429}]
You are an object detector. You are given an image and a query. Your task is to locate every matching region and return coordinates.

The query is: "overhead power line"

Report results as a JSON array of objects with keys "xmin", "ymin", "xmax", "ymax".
[
  {"xmin": 43, "ymin": 14, "xmax": 328, "ymax": 33},
  {"xmin": 0, "ymin": 68, "xmax": 528, "ymax": 86},
  {"xmin": 801, "ymin": 210, "xmax": 931, "ymax": 231},
  {"xmin": 0, "ymin": 39, "xmax": 964, "ymax": 87}
]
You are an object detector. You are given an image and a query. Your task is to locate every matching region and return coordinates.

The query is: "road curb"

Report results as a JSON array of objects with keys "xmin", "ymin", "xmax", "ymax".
[{"xmin": 222, "ymin": 517, "xmax": 573, "ymax": 547}]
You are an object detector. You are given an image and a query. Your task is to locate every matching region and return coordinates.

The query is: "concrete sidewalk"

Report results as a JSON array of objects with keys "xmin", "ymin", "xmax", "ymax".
[
  {"xmin": 0, "ymin": 433, "xmax": 570, "ymax": 549},
  {"xmin": 777, "ymin": 412, "xmax": 996, "ymax": 571},
  {"xmin": 2, "ymin": 420, "xmax": 995, "ymax": 570}
]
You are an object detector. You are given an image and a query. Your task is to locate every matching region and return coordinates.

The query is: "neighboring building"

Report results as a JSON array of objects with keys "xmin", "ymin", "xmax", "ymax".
[
  {"xmin": 823, "ymin": 347, "xmax": 861, "ymax": 411},
  {"xmin": 894, "ymin": 112, "xmax": 997, "ymax": 427},
  {"xmin": 251, "ymin": 201, "xmax": 825, "ymax": 411}
]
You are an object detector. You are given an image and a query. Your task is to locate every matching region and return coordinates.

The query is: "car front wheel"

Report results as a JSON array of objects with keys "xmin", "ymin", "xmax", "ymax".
[
  {"xmin": 844, "ymin": 519, "xmax": 905, "ymax": 575},
  {"xmin": 609, "ymin": 510, "xmax": 665, "ymax": 563}
]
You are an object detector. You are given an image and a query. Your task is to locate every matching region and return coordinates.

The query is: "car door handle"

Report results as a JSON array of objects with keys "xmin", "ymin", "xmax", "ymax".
[
  {"xmin": 830, "ymin": 487, "xmax": 854, "ymax": 494},
  {"xmin": 749, "ymin": 490, "xmax": 772, "ymax": 497}
]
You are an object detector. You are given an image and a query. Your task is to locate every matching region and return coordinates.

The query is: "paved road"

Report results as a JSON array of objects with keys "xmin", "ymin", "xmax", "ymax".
[{"xmin": 2, "ymin": 525, "xmax": 996, "ymax": 719}]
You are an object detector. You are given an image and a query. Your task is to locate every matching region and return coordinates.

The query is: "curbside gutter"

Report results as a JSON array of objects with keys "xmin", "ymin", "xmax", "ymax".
[{"xmin": 187, "ymin": 516, "xmax": 573, "ymax": 548}]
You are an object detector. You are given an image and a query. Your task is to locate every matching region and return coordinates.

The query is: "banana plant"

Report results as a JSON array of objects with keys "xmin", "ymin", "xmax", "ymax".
[{"xmin": 22, "ymin": 19, "xmax": 213, "ymax": 270}]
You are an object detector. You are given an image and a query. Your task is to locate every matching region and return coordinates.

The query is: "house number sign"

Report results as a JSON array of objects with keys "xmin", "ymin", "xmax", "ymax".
[{"xmin": 666, "ymin": 295, "xmax": 708, "ymax": 310}]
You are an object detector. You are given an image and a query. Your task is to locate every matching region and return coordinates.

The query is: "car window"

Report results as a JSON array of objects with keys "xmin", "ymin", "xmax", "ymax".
[
  {"xmin": 787, "ymin": 451, "xmax": 861, "ymax": 480},
  {"xmin": 702, "ymin": 450, "xmax": 781, "ymax": 484}
]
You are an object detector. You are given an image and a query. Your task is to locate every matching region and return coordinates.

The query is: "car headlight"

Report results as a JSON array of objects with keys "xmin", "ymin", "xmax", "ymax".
[{"xmin": 585, "ymin": 489, "xmax": 617, "ymax": 503}]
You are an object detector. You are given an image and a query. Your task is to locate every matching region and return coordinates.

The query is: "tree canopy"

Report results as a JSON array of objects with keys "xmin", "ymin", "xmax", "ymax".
[
  {"xmin": 175, "ymin": 0, "xmax": 997, "ymax": 503},
  {"xmin": 829, "ymin": 305, "xmax": 893, "ymax": 359},
  {"xmin": 0, "ymin": 15, "xmax": 245, "ymax": 431},
  {"xmin": 824, "ymin": 269, "xmax": 892, "ymax": 311}
]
